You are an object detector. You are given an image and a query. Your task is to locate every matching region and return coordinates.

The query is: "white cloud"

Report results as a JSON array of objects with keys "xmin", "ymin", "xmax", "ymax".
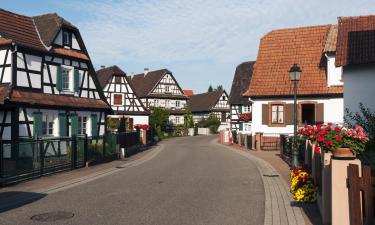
[{"xmin": 70, "ymin": 0, "xmax": 375, "ymax": 92}]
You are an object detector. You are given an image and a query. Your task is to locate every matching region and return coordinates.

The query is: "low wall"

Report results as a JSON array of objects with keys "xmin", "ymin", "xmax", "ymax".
[{"xmin": 197, "ymin": 128, "xmax": 211, "ymax": 135}]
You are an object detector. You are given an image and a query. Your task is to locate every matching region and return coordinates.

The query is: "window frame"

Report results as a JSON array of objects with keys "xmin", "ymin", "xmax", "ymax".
[
  {"xmin": 268, "ymin": 102, "xmax": 286, "ymax": 127},
  {"xmin": 113, "ymin": 94, "xmax": 123, "ymax": 106},
  {"xmin": 61, "ymin": 67, "xmax": 72, "ymax": 92},
  {"xmin": 42, "ymin": 115, "xmax": 54, "ymax": 136},
  {"xmin": 62, "ymin": 30, "xmax": 72, "ymax": 47},
  {"xmin": 78, "ymin": 116, "xmax": 87, "ymax": 135}
]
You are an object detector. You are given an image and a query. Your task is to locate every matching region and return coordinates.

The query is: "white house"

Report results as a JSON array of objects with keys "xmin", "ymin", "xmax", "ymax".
[
  {"xmin": 0, "ymin": 9, "xmax": 111, "ymax": 143},
  {"xmin": 243, "ymin": 25, "xmax": 344, "ymax": 144},
  {"xmin": 335, "ymin": 15, "xmax": 375, "ymax": 114},
  {"xmin": 97, "ymin": 65, "xmax": 149, "ymax": 130},
  {"xmin": 187, "ymin": 90, "xmax": 230, "ymax": 131},
  {"xmin": 128, "ymin": 68, "xmax": 189, "ymax": 125},
  {"xmin": 229, "ymin": 61, "xmax": 255, "ymax": 134}
]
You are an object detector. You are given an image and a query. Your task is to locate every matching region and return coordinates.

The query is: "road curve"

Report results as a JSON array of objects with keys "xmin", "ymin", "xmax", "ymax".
[{"xmin": 0, "ymin": 136, "xmax": 265, "ymax": 225}]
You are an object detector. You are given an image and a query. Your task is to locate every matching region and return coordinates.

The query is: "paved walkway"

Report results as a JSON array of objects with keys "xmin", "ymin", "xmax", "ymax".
[{"xmin": 216, "ymin": 141, "xmax": 306, "ymax": 225}]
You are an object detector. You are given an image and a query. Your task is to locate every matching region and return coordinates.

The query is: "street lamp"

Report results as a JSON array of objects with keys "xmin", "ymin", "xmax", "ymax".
[{"xmin": 289, "ymin": 64, "xmax": 302, "ymax": 167}]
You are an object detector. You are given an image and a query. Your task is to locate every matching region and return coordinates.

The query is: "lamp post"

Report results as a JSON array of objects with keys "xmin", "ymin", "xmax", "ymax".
[{"xmin": 289, "ymin": 64, "xmax": 302, "ymax": 167}]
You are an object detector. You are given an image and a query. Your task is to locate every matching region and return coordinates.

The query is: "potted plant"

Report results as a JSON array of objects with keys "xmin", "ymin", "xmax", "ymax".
[{"xmin": 298, "ymin": 123, "xmax": 369, "ymax": 158}]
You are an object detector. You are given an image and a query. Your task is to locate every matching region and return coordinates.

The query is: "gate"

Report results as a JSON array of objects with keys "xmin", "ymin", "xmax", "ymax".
[
  {"xmin": 347, "ymin": 164, "xmax": 374, "ymax": 225},
  {"xmin": 261, "ymin": 134, "xmax": 281, "ymax": 151}
]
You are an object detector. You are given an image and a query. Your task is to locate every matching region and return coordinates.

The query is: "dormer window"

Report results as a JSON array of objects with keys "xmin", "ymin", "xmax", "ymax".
[{"xmin": 63, "ymin": 31, "xmax": 71, "ymax": 46}]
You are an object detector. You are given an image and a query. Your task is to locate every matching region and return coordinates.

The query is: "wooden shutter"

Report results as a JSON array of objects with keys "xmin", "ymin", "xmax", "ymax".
[
  {"xmin": 316, "ymin": 103, "xmax": 324, "ymax": 124},
  {"xmin": 74, "ymin": 69, "xmax": 80, "ymax": 92},
  {"xmin": 33, "ymin": 112, "xmax": 42, "ymax": 137},
  {"xmin": 238, "ymin": 105, "xmax": 242, "ymax": 113},
  {"xmin": 128, "ymin": 118, "xmax": 134, "ymax": 130},
  {"xmin": 91, "ymin": 114, "xmax": 98, "ymax": 137},
  {"xmin": 113, "ymin": 94, "xmax": 123, "ymax": 105},
  {"xmin": 262, "ymin": 104, "xmax": 269, "ymax": 125},
  {"xmin": 285, "ymin": 104, "xmax": 294, "ymax": 125},
  {"xmin": 56, "ymin": 66, "xmax": 63, "ymax": 91},
  {"xmin": 58, "ymin": 113, "xmax": 67, "ymax": 136},
  {"xmin": 70, "ymin": 114, "xmax": 78, "ymax": 136}
]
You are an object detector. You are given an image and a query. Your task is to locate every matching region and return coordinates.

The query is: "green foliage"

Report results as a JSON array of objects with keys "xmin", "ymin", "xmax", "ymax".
[
  {"xmin": 183, "ymin": 107, "xmax": 194, "ymax": 129},
  {"xmin": 107, "ymin": 118, "xmax": 120, "ymax": 132},
  {"xmin": 198, "ymin": 114, "xmax": 221, "ymax": 134},
  {"xmin": 149, "ymin": 107, "xmax": 170, "ymax": 130},
  {"xmin": 173, "ymin": 125, "xmax": 185, "ymax": 137},
  {"xmin": 208, "ymin": 85, "xmax": 213, "ymax": 92},
  {"xmin": 214, "ymin": 85, "xmax": 224, "ymax": 92},
  {"xmin": 345, "ymin": 103, "xmax": 375, "ymax": 170}
]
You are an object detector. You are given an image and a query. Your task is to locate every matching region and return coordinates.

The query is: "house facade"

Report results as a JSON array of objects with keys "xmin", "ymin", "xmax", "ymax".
[
  {"xmin": 229, "ymin": 61, "xmax": 255, "ymax": 134},
  {"xmin": 129, "ymin": 68, "xmax": 188, "ymax": 125},
  {"xmin": 335, "ymin": 15, "xmax": 375, "ymax": 114},
  {"xmin": 0, "ymin": 9, "xmax": 111, "ymax": 142},
  {"xmin": 187, "ymin": 90, "xmax": 230, "ymax": 130},
  {"xmin": 97, "ymin": 65, "xmax": 149, "ymax": 130},
  {"xmin": 243, "ymin": 25, "xmax": 344, "ymax": 138}
]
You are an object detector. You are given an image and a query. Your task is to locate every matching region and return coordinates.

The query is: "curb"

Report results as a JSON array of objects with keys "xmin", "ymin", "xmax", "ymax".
[
  {"xmin": 213, "ymin": 140, "xmax": 305, "ymax": 225},
  {"xmin": 0, "ymin": 143, "xmax": 164, "ymax": 213}
]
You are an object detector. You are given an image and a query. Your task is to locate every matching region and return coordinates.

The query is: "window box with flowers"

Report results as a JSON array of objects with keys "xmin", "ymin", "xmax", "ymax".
[
  {"xmin": 239, "ymin": 112, "xmax": 252, "ymax": 122},
  {"xmin": 298, "ymin": 123, "xmax": 369, "ymax": 158}
]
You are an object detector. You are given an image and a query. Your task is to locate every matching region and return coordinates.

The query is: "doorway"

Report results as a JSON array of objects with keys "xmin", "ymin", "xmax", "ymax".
[{"xmin": 301, "ymin": 104, "xmax": 315, "ymax": 125}]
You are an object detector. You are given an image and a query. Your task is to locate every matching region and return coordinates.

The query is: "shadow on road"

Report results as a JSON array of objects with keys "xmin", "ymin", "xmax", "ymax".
[{"xmin": 0, "ymin": 191, "xmax": 47, "ymax": 213}]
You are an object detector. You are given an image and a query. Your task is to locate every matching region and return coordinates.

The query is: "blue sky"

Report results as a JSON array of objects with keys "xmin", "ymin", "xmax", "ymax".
[{"xmin": 2, "ymin": 0, "xmax": 375, "ymax": 93}]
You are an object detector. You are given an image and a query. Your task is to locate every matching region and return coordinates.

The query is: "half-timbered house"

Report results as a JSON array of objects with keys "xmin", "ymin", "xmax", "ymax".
[
  {"xmin": 129, "ymin": 68, "xmax": 188, "ymax": 125},
  {"xmin": 97, "ymin": 65, "xmax": 149, "ymax": 130},
  {"xmin": 243, "ymin": 25, "xmax": 344, "ymax": 147},
  {"xmin": 0, "ymin": 9, "xmax": 111, "ymax": 142},
  {"xmin": 229, "ymin": 61, "xmax": 255, "ymax": 134},
  {"xmin": 187, "ymin": 90, "xmax": 230, "ymax": 130}
]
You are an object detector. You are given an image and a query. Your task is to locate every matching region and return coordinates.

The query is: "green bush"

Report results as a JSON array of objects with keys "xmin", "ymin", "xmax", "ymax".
[
  {"xmin": 173, "ymin": 124, "xmax": 185, "ymax": 137},
  {"xmin": 198, "ymin": 114, "xmax": 221, "ymax": 134}
]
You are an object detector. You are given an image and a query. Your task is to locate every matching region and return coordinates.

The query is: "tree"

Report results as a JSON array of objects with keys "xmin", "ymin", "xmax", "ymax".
[
  {"xmin": 208, "ymin": 85, "xmax": 213, "ymax": 92},
  {"xmin": 149, "ymin": 107, "xmax": 170, "ymax": 130},
  {"xmin": 183, "ymin": 107, "xmax": 194, "ymax": 129},
  {"xmin": 214, "ymin": 85, "xmax": 223, "ymax": 92}
]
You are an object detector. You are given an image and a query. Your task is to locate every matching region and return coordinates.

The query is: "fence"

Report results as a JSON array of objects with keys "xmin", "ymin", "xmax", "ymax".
[
  {"xmin": 0, "ymin": 131, "xmax": 147, "ymax": 186},
  {"xmin": 280, "ymin": 135, "xmax": 308, "ymax": 166}
]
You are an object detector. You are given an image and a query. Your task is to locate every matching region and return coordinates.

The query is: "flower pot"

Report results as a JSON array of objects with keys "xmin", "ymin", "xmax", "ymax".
[{"xmin": 332, "ymin": 148, "xmax": 355, "ymax": 159}]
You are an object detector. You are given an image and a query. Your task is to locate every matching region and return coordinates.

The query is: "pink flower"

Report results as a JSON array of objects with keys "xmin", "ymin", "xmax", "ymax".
[
  {"xmin": 317, "ymin": 135, "xmax": 325, "ymax": 143},
  {"xmin": 334, "ymin": 126, "xmax": 341, "ymax": 133},
  {"xmin": 325, "ymin": 140, "xmax": 333, "ymax": 147},
  {"xmin": 335, "ymin": 136, "xmax": 342, "ymax": 142},
  {"xmin": 314, "ymin": 146, "xmax": 321, "ymax": 154},
  {"xmin": 355, "ymin": 126, "xmax": 364, "ymax": 132}
]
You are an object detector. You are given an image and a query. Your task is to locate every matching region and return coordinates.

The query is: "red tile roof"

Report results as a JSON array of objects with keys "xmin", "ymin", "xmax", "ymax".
[
  {"xmin": 336, "ymin": 15, "xmax": 375, "ymax": 67},
  {"xmin": 244, "ymin": 25, "xmax": 343, "ymax": 97},
  {"xmin": 52, "ymin": 48, "xmax": 89, "ymax": 61},
  {"xmin": 0, "ymin": 38, "xmax": 12, "ymax": 46},
  {"xmin": 10, "ymin": 90, "xmax": 110, "ymax": 110},
  {"xmin": 183, "ymin": 90, "xmax": 194, "ymax": 96}
]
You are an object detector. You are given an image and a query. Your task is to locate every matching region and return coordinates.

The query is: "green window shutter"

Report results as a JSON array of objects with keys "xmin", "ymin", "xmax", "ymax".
[
  {"xmin": 33, "ymin": 112, "xmax": 42, "ymax": 137},
  {"xmin": 58, "ymin": 113, "xmax": 67, "ymax": 136},
  {"xmin": 91, "ymin": 114, "xmax": 98, "ymax": 137},
  {"xmin": 74, "ymin": 69, "xmax": 80, "ymax": 92},
  {"xmin": 56, "ymin": 66, "xmax": 63, "ymax": 91},
  {"xmin": 70, "ymin": 114, "xmax": 78, "ymax": 136},
  {"xmin": 238, "ymin": 105, "xmax": 242, "ymax": 113},
  {"xmin": 239, "ymin": 123, "xmax": 243, "ymax": 131}
]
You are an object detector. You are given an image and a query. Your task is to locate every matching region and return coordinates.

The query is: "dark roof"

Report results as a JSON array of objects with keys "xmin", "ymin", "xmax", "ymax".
[
  {"xmin": 336, "ymin": 15, "xmax": 375, "ymax": 67},
  {"xmin": 129, "ymin": 69, "xmax": 176, "ymax": 98},
  {"xmin": 244, "ymin": 25, "xmax": 343, "ymax": 97},
  {"xmin": 188, "ymin": 90, "xmax": 227, "ymax": 112},
  {"xmin": 228, "ymin": 61, "xmax": 255, "ymax": 105},
  {"xmin": 33, "ymin": 13, "xmax": 76, "ymax": 47},
  {"xmin": 96, "ymin": 65, "xmax": 127, "ymax": 88},
  {"xmin": 0, "ymin": 8, "xmax": 46, "ymax": 50}
]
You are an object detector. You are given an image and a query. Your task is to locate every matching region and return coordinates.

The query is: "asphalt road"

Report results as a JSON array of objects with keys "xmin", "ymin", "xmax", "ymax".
[{"xmin": 0, "ymin": 136, "xmax": 265, "ymax": 225}]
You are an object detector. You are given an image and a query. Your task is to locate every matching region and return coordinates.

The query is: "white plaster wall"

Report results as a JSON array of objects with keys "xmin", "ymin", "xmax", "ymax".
[
  {"xmin": 54, "ymin": 30, "xmax": 63, "ymax": 45},
  {"xmin": 0, "ymin": 49, "xmax": 11, "ymax": 83},
  {"xmin": 72, "ymin": 34, "xmax": 81, "ymax": 50},
  {"xmin": 251, "ymin": 97, "xmax": 344, "ymax": 136},
  {"xmin": 131, "ymin": 115, "xmax": 149, "ymax": 126},
  {"xmin": 344, "ymin": 65, "xmax": 375, "ymax": 113},
  {"xmin": 326, "ymin": 54, "xmax": 343, "ymax": 87}
]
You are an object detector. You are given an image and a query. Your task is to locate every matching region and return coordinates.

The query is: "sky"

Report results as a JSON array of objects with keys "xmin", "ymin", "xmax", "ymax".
[{"xmin": 2, "ymin": 0, "xmax": 375, "ymax": 93}]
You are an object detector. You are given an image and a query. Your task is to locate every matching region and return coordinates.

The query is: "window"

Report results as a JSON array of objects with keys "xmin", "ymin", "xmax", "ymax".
[
  {"xmin": 154, "ymin": 99, "xmax": 159, "ymax": 106},
  {"xmin": 114, "ymin": 76, "xmax": 122, "ymax": 83},
  {"xmin": 113, "ymin": 94, "xmax": 123, "ymax": 105},
  {"xmin": 222, "ymin": 96, "xmax": 226, "ymax": 100},
  {"xmin": 165, "ymin": 86, "xmax": 170, "ymax": 93},
  {"xmin": 78, "ymin": 116, "xmax": 87, "ymax": 135},
  {"xmin": 301, "ymin": 104, "xmax": 315, "ymax": 125},
  {"xmin": 42, "ymin": 115, "xmax": 54, "ymax": 136},
  {"xmin": 244, "ymin": 106, "xmax": 251, "ymax": 113},
  {"xmin": 176, "ymin": 100, "xmax": 180, "ymax": 108},
  {"xmin": 271, "ymin": 105, "xmax": 284, "ymax": 124},
  {"xmin": 62, "ymin": 68, "xmax": 71, "ymax": 91},
  {"xmin": 175, "ymin": 117, "xmax": 180, "ymax": 124},
  {"xmin": 165, "ymin": 100, "xmax": 170, "ymax": 108},
  {"xmin": 63, "ymin": 31, "xmax": 71, "ymax": 46}
]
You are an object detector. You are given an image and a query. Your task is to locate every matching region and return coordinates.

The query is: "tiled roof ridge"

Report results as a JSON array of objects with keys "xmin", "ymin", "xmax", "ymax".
[
  {"xmin": 0, "ymin": 8, "xmax": 30, "ymax": 19},
  {"xmin": 338, "ymin": 14, "xmax": 375, "ymax": 21},
  {"xmin": 263, "ymin": 24, "xmax": 332, "ymax": 37}
]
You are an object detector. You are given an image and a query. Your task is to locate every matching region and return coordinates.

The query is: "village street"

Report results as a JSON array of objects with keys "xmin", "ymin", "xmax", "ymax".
[{"xmin": 0, "ymin": 136, "xmax": 266, "ymax": 225}]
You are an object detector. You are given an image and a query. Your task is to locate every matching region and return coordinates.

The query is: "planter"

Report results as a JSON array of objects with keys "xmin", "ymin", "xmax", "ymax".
[{"xmin": 333, "ymin": 148, "xmax": 355, "ymax": 159}]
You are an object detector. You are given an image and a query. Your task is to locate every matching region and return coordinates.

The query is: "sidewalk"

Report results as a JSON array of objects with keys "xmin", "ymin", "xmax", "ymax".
[
  {"xmin": 228, "ymin": 143, "xmax": 323, "ymax": 225},
  {"xmin": 0, "ymin": 144, "xmax": 163, "ymax": 213}
]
